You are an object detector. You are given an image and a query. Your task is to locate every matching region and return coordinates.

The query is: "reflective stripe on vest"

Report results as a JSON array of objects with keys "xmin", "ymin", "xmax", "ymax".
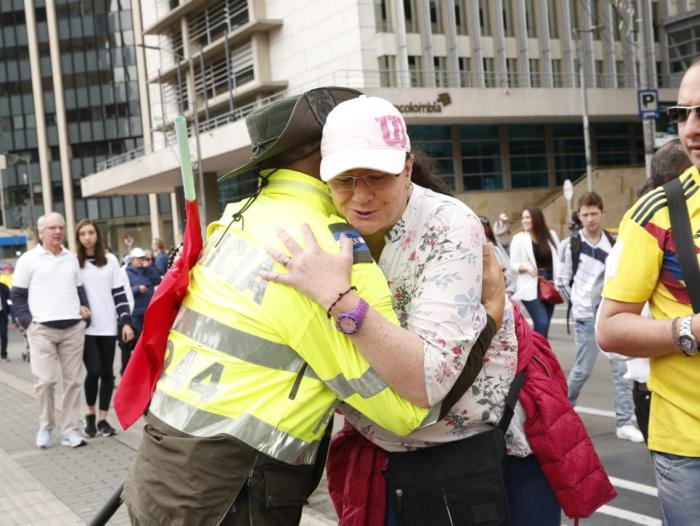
[
  {"xmin": 149, "ymin": 389, "xmax": 330, "ymax": 465},
  {"xmin": 173, "ymin": 306, "xmax": 394, "ymax": 400}
]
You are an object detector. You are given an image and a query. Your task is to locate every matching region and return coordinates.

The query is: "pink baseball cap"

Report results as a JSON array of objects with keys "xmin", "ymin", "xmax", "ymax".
[{"xmin": 320, "ymin": 95, "xmax": 411, "ymax": 182}]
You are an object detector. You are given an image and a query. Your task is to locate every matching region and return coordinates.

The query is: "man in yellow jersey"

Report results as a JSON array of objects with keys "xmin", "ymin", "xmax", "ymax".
[
  {"xmin": 122, "ymin": 88, "xmax": 453, "ymax": 526},
  {"xmin": 597, "ymin": 59, "xmax": 700, "ymax": 526}
]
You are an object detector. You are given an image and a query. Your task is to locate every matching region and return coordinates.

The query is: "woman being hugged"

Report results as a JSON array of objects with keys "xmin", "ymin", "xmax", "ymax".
[
  {"xmin": 510, "ymin": 206, "xmax": 560, "ymax": 338},
  {"xmin": 75, "ymin": 220, "xmax": 134, "ymax": 437}
]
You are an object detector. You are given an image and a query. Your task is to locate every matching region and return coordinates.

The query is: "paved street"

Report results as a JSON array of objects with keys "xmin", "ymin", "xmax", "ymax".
[{"xmin": 0, "ymin": 305, "xmax": 662, "ymax": 525}]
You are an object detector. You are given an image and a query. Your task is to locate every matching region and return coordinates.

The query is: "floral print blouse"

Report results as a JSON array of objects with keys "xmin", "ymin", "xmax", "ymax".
[{"xmin": 343, "ymin": 184, "xmax": 531, "ymax": 456}]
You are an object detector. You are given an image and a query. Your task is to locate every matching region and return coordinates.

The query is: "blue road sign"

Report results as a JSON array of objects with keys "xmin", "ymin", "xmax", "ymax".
[{"xmin": 638, "ymin": 89, "xmax": 660, "ymax": 119}]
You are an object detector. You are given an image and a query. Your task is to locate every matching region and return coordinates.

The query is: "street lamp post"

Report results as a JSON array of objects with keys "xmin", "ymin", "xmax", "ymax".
[
  {"xmin": 573, "ymin": 26, "xmax": 600, "ymax": 193},
  {"xmin": 137, "ymin": 44, "xmax": 207, "ymax": 227}
]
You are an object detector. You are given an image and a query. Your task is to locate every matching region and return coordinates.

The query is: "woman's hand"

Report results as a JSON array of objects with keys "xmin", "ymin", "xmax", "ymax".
[
  {"xmin": 482, "ymin": 244, "xmax": 505, "ymax": 331},
  {"xmin": 121, "ymin": 324, "xmax": 135, "ymax": 344},
  {"xmin": 259, "ymin": 223, "xmax": 354, "ymax": 311}
]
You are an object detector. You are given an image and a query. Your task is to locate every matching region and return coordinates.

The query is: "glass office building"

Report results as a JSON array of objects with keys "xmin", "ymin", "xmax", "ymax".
[{"xmin": 0, "ymin": 0, "xmax": 170, "ymax": 251}]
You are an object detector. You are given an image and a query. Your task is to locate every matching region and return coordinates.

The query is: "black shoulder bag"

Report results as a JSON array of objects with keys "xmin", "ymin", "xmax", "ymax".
[
  {"xmin": 385, "ymin": 371, "xmax": 525, "ymax": 526},
  {"xmin": 664, "ymin": 178, "xmax": 700, "ymax": 311}
]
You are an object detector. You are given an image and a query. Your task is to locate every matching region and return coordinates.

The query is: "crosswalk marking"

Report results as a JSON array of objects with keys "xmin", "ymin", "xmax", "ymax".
[
  {"xmin": 596, "ymin": 504, "xmax": 662, "ymax": 525},
  {"xmin": 608, "ymin": 476, "xmax": 658, "ymax": 497}
]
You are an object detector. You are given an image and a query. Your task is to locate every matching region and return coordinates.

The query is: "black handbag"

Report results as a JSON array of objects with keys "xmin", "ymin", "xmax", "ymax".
[{"xmin": 385, "ymin": 372, "xmax": 525, "ymax": 526}]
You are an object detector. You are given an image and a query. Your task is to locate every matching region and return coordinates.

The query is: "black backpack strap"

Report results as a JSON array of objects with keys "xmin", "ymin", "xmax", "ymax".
[
  {"xmin": 497, "ymin": 371, "xmax": 525, "ymax": 433},
  {"xmin": 664, "ymin": 178, "xmax": 700, "ymax": 313},
  {"xmin": 570, "ymin": 234, "xmax": 581, "ymax": 287},
  {"xmin": 603, "ymin": 229, "xmax": 616, "ymax": 246}
]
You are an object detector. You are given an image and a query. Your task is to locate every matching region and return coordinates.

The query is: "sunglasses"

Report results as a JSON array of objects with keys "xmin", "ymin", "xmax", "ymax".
[{"xmin": 667, "ymin": 104, "xmax": 700, "ymax": 123}]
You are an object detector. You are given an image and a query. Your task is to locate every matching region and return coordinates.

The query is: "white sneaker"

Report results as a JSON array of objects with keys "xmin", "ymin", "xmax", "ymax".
[
  {"xmin": 61, "ymin": 432, "xmax": 88, "ymax": 448},
  {"xmin": 616, "ymin": 424, "xmax": 644, "ymax": 443},
  {"xmin": 35, "ymin": 427, "xmax": 52, "ymax": 449}
]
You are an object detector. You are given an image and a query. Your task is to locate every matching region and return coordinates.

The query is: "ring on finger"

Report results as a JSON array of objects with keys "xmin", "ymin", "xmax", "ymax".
[{"xmin": 281, "ymin": 255, "xmax": 291, "ymax": 267}]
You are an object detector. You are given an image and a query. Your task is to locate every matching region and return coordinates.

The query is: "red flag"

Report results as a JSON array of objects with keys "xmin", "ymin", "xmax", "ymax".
[{"xmin": 114, "ymin": 199, "xmax": 202, "ymax": 429}]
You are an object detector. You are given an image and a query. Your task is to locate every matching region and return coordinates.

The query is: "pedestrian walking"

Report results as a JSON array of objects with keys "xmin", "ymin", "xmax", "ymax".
[
  {"xmin": 480, "ymin": 215, "xmax": 515, "ymax": 295},
  {"xmin": 0, "ymin": 269, "xmax": 9, "ymax": 362},
  {"xmin": 151, "ymin": 238, "xmax": 169, "ymax": 276},
  {"xmin": 123, "ymin": 247, "xmax": 159, "ymax": 374},
  {"xmin": 10, "ymin": 212, "xmax": 91, "ymax": 449},
  {"xmin": 510, "ymin": 206, "xmax": 561, "ymax": 338},
  {"xmin": 597, "ymin": 59, "xmax": 700, "ymax": 526},
  {"xmin": 75, "ymin": 219, "xmax": 135, "ymax": 438},
  {"xmin": 494, "ymin": 212, "xmax": 512, "ymax": 253},
  {"xmin": 557, "ymin": 192, "xmax": 643, "ymax": 443}
]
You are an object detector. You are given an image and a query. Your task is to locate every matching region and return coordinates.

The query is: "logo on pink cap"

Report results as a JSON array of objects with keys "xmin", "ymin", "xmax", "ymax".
[{"xmin": 375, "ymin": 115, "xmax": 408, "ymax": 148}]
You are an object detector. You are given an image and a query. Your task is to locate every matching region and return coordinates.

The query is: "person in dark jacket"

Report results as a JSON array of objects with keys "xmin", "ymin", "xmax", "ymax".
[
  {"xmin": 123, "ymin": 247, "xmax": 160, "ymax": 372},
  {"xmin": 0, "ymin": 269, "xmax": 10, "ymax": 362}
]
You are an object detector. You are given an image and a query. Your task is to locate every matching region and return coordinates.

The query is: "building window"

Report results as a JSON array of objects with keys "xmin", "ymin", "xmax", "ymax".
[
  {"xmin": 187, "ymin": 0, "xmax": 249, "ymax": 47},
  {"xmin": 460, "ymin": 125, "xmax": 503, "ymax": 190},
  {"xmin": 404, "ymin": 0, "xmax": 419, "ymax": 33},
  {"xmin": 503, "ymin": 0, "xmax": 514, "ymax": 37},
  {"xmin": 430, "ymin": 0, "xmax": 443, "ymax": 33},
  {"xmin": 525, "ymin": 0, "xmax": 537, "ymax": 38},
  {"xmin": 408, "ymin": 55, "xmax": 423, "ymax": 87},
  {"xmin": 509, "ymin": 124, "xmax": 548, "ymax": 188},
  {"xmin": 594, "ymin": 122, "xmax": 636, "ymax": 166},
  {"xmin": 479, "ymin": 0, "xmax": 491, "ymax": 36},
  {"xmin": 548, "ymin": 0, "xmax": 558, "ymax": 38},
  {"xmin": 459, "ymin": 56, "xmax": 471, "ymax": 86},
  {"xmin": 530, "ymin": 58, "xmax": 541, "ymax": 87},
  {"xmin": 434, "ymin": 56, "xmax": 448, "ymax": 87},
  {"xmin": 552, "ymin": 123, "xmax": 585, "ymax": 185},
  {"xmin": 483, "ymin": 57, "xmax": 496, "ymax": 87},
  {"xmin": 378, "ymin": 55, "xmax": 397, "ymax": 87},
  {"xmin": 506, "ymin": 58, "xmax": 518, "ymax": 87},
  {"xmin": 374, "ymin": 0, "xmax": 392, "ymax": 32},
  {"xmin": 455, "ymin": 0, "xmax": 468, "ymax": 35},
  {"xmin": 667, "ymin": 22, "xmax": 700, "ymax": 77},
  {"xmin": 410, "ymin": 125, "xmax": 455, "ymax": 190}
]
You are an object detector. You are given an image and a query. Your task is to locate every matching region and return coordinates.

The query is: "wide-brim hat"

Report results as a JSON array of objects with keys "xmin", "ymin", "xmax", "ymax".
[{"xmin": 219, "ymin": 87, "xmax": 363, "ymax": 182}]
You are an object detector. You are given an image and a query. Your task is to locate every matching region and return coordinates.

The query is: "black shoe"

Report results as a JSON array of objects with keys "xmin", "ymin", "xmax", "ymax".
[
  {"xmin": 97, "ymin": 419, "xmax": 117, "ymax": 437},
  {"xmin": 84, "ymin": 414, "xmax": 97, "ymax": 438}
]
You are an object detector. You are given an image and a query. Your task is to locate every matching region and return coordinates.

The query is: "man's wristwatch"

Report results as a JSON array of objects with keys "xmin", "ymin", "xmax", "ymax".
[
  {"xmin": 674, "ymin": 315, "xmax": 698, "ymax": 357},
  {"xmin": 335, "ymin": 298, "xmax": 369, "ymax": 335}
]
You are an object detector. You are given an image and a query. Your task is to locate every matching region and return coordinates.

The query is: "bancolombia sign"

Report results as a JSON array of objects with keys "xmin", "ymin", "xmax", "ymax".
[{"xmin": 395, "ymin": 92, "xmax": 452, "ymax": 114}]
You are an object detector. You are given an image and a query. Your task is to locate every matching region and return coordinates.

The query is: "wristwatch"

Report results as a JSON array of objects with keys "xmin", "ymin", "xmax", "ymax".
[
  {"xmin": 676, "ymin": 315, "xmax": 698, "ymax": 357},
  {"xmin": 335, "ymin": 298, "xmax": 369, "ymax": 335}
]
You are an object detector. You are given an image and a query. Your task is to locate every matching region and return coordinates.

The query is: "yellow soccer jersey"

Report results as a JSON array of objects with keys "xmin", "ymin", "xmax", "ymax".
[{"xmin": 603, "ymin": 166, "xmax": 700, "ymax": 456}]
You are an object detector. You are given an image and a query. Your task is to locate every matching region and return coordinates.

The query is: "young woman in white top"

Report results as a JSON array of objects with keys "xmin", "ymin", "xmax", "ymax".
[
  {"xmin": 510, "ymin": 206, "xmax": 561, "ymax": 338},
  {"xmin": 75, "ymin": 220, "xmax": 135, "ymax": 437}
]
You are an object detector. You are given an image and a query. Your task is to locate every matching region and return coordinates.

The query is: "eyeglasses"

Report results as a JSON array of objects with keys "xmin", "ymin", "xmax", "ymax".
[
  {"xmin": 667, "ymin": 104, "xmax": 700, "ymax": 123},
  {"xmin": 328, "ymin": 170, "xmax": 402, "ymax": 193}
]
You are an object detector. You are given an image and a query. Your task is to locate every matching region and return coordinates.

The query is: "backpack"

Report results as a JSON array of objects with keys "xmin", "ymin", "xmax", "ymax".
[{"xmin": 566, "ymin": 230, "xmax": 616, "ymax": 334}]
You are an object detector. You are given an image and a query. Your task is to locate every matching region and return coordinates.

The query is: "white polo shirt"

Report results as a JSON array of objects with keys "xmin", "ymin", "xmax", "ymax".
[{"xmin": 13, "ymin": 245, "xmax": 83, "ymax": 323}]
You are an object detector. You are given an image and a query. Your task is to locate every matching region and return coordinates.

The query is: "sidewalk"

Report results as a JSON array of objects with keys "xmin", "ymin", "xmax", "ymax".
[{"xmin": 0, "ymin": 329, "xmax": 336, "ymax": 525}]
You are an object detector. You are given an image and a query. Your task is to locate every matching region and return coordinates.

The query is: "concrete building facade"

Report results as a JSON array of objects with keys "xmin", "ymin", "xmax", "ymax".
[{"xmin": 70, "ymin": 0, "xmax": 700, "ymax": 231}]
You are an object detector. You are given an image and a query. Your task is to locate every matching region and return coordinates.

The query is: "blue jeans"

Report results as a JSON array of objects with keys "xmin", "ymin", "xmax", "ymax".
[
  {"xmin": 522, "ymin": 270, "xmax": 555, "ymax": 338},
  {"xmin": 567, "ymin": 318, "xmax": 634, "ymax": 427},
  {"xmin": 654, "ymin": 452, "xmax": 700, "ymax": 526},
  {"xmin": 504, "ymin": 454, "xmax": 560, "ymax": 526}
]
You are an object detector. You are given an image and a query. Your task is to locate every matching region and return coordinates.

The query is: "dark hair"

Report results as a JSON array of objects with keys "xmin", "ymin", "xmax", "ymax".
[
  {"xmin": 478, "ymin": 216, "xmax": 497, "ymax": 244},
  {"xmin": 75, "ymin": 219, "xmax": 107, "ymax": 268},
  {"xmin": 410, "ymin": 150, "xmax": 453, "ymax": 196},
  {"xmin": 577, "ymin": 191, "xmax": 604, "ymax": 211},
  {"xmin": 525, "ymin": 205, "xmax": 554, "ymax": 260},
  {"xmin": 638, "ymin": 139, "xmax": 693, "ymax": 196}
]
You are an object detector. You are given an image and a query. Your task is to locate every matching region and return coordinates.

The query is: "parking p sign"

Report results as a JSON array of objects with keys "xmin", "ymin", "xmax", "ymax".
[{"xmin": 638, "ymin": 89, "xmax": 659, "ymax": 119}]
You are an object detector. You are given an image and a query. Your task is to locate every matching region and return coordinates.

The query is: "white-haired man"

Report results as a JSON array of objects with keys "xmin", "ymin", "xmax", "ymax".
[{"xmin": 11, "ymin": 212, "xmax": 91, "ymax": 448}]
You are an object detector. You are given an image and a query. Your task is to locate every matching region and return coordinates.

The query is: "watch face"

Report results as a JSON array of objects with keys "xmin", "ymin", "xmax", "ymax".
[
  {"xmin": 337, "ymin": 315, "xmax": 359, "ymax": 335},
  {"xmin": 680, "ymin": 335, "xmax": 696, "ymax": 355}
]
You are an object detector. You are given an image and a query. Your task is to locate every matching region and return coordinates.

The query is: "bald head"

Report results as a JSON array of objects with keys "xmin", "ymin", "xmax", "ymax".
[{"xmin": 677, "ymin": 61, "xmax": 700, "ymax": 170}]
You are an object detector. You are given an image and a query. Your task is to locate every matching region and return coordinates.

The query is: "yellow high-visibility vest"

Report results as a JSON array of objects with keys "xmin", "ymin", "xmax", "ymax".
[{"xmin": 149, "ymin": 169, "xmax": 436, "ymax": 464}]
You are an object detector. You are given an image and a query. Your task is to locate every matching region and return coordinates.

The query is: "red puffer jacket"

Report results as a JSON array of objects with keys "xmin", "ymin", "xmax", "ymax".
[{"xmin": 512, "ymin": 303, "xmax": 616, "ymax": 518}]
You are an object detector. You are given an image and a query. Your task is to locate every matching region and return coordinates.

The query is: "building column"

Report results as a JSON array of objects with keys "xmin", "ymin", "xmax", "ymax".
[
  {"xmin": 468, "ymin": 0, "xmax": 485, "ymax": 87},
  {"xmin": 148, "ymin": 193, "xmax": 164, "ymax": 244},
  {"xmin": 393, "ymin": 0, "xmax": 411, "ymax": 87},
  {"xmin": 418, "ymin": 0, "xmax": 435, "ymax": 87},
  {"xmin": 490, "ymin": 0, "xmax": 508, "ymax": 88},
  {"xmin": 600, "ymin": 1, "xmax": 617, "ymax": 88},
  {"xmin": 658, "ymin": 0, "xmax": 671, "ymax": 87},
  {"xmin": 170, "ymin": 192, "xmax": 181, "ymax": 244},
  {"xmin": 536, "ymin": 0, "xmax": 553, "ymax": 88},
  {"xmin": 132, "ymin": 0, "xmax": 152, "ymax": 148},
  {"xmin": 559, "ymin": 0, "xmax": 576, "ymax": 87},
  {"xmin": 45, "ymin": 0, "xmax": 76, "ymax": 249},
  {"xmin": 580, "ymin": 0, "xmax": 596, "ymax": 88},
  {"xmin": 23, "ymin": 0, "xmax": 52, "ymax": 218},
  {"xmin": 443, "ymin": 0, "xmax": 460, "ymax": 87},
  {"xmin": 514, "ymin": 0, "xmax": 530, "ymax": 88}
]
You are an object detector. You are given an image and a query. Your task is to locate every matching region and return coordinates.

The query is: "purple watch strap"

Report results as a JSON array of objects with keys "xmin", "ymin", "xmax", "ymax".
[{"xmin": 335, "ymin": 298, "xmax": 369, "ymax": 335}]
